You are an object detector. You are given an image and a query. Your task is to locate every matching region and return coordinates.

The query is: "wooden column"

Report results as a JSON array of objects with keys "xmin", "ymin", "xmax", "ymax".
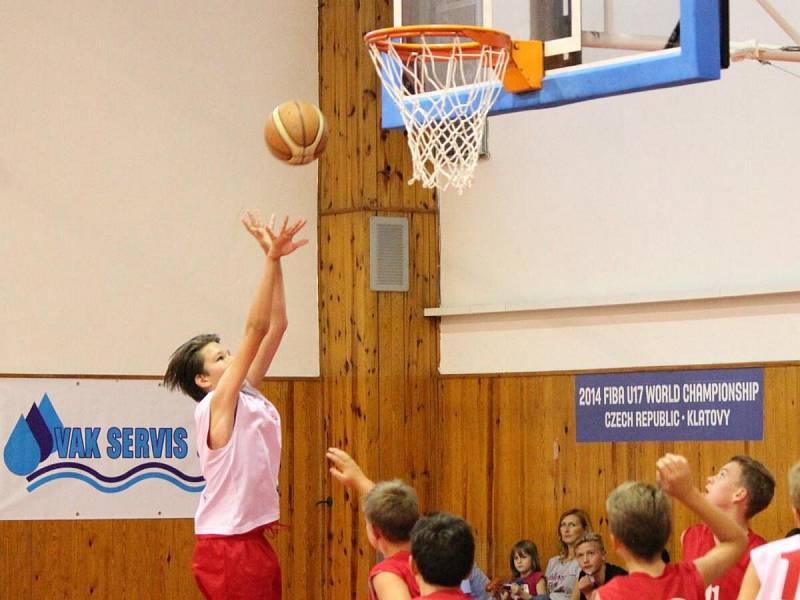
[{"xmin": 318, "ymin": 1, "xmax": 440, "ymax": 598}]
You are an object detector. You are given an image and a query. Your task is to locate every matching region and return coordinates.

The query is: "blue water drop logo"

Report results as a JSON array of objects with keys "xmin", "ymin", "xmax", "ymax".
[
  {"xmin": 3, "ymin": 415, "xmax": 42, "ymax": 476},
  {"xmin": 3, "ymin": 394, "xmax": 64, "ymax": 476},
  {"xmin": 26, "ymin": 403, "xmax": 52, "ymax": 460},
  {"xmin": 36, "ymin": 394, "xmax": 63, "ymax": 457}
]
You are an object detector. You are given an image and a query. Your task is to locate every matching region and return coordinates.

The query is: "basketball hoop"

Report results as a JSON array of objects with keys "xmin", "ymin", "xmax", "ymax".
[{"xmin": 365, "ymin": 25, "xmax": 543, "ymax": 193}]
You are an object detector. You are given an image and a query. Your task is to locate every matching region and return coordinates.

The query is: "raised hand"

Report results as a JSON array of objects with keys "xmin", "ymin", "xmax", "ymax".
[
  {"xmin": 242, "ymin": 211, "xmax": 308, "ymax": 258},
  {"xmin": 326, "ymin": 447, "xmax": 375, "ymax": 496},
  {"xmin": 656, "ymin": 453, "xmax": 694, "ymax": 500}
]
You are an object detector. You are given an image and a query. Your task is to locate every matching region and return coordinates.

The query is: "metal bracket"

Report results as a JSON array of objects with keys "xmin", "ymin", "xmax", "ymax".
[{"xmin": 503, "ymin": 39, "xmax": 544, "ymax": 93}]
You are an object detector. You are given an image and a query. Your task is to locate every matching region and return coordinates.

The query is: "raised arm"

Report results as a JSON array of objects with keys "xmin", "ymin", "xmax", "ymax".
[
  {"xmin": 656, "ymin": 453, "xmax": 747, "ymax": 587},
  {"xmin": 326, "ymin": 447, "xmax": 376, "ymax": 497},
  {"xmin": 243, "ymin": 212, "xmax": 304, "ymax": 386},
  {"xmin": 208, "ymin": 214, "xmax": 306, "ymax": 449}
]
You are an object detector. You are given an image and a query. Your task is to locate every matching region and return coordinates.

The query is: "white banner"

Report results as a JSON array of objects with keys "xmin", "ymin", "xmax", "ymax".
[{"xmin": 1, "ymin": 378, "xmax": 203, "ymax": 520}]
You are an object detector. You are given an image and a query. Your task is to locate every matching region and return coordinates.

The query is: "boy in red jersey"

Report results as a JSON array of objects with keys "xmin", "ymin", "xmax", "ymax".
[
  {"xmin": 327, "ymin": 448, "xmax": 421, "ymax": 600},
  {"xmin": 410, "ymin": 512, "xmax": 475, "ymax": 600},
  {"xmin": 681, "ymin": 455, "xmax": 775, "ymax": 600},
  {"xmin": 595, "ymin": 453, "xmax": 747, "ymax": 600}
]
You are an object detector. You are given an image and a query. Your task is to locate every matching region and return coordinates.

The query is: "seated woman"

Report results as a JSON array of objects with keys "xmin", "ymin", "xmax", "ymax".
[{"xmin": 545, "ymin": 509, "xmax": 592, "ymax": 600}]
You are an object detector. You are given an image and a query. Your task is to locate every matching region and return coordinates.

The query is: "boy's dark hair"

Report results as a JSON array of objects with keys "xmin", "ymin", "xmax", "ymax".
[
  {"xmin": 607, "ymin": 481, "xmax": 671, "ymax": 561},
  {"xmin": 730, "ymin": 455, "xmax": 775, "ymax": 519},
  {"xmin": 510, "ymin": 539, "xmax": 541, "ymax": 576},
  {"xmin": 411, "ymin": 512, "xmax": 475, "ymax": 587},
  {"xmin": 362, "ymin": 480, "xmax": 419, "ymax": 543},
  {"xmin": 164, "ymin": 334, "xmax": 220, "ymax": 402}
]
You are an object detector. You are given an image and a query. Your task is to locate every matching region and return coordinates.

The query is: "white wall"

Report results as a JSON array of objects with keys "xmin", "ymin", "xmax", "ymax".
[
  {"xmin": 0, "ymin": 1, "xmax": 320, "ymax": 376},
  {"xmin": 437, "ymin": 1, "xmax": 800, "ymax": 374}
]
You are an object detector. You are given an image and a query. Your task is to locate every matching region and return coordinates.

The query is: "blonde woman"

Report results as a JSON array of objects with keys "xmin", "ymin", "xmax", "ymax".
[{"xmin": 545, "ymin": 509, "xmax": 592, "ymax": 600}]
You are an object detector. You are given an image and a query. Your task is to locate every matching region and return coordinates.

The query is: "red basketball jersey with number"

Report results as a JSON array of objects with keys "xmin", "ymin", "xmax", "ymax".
[
  {"xmin": 369, "ymin": 550, "xmax": 420, "ymax": 600},
  {"xmin": 596, "ymin": 561, "xmax": 705, "ymax": 600},
  {"xmin": 682, "ymin": 523, "xmax": 766, "ymax": 600},
  {"xmin": 749, "ymin": 535, "xmax": 800, "ymax": 600}
]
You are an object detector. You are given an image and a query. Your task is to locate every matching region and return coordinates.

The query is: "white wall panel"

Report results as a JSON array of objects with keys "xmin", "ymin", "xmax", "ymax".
[
  {"xmin": 437, "ymin": 1, "xmax": 800, "ymax": 373},
  {"xmin": 0, "ymin": 1, "xmax": 319, "ymax": 376}
]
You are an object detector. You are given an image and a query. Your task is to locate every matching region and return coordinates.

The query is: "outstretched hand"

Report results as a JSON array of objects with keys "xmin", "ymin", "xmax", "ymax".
[
  {"xmin": 242, "ymin": 211, "xmax": 308, "ymax": 259},
  {"xmin": 656, "ymin": 453, "xmax": 694, "ymax": 500},
  {"xmin": 326, "ymin": 447, "xmax": 375, "ymax": 496}
]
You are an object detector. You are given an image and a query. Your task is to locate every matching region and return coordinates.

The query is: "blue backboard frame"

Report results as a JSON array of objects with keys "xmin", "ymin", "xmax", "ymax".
[{"xmin": 380, "ymin": 0, "xmax": 721, "ymax": 129}]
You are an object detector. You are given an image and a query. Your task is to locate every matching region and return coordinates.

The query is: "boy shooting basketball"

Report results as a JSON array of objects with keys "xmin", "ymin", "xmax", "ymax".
[
  {"xmin": 164, "ymin": 212, "xmax": 307, "ymax": 600},
  {"xmin": 681, "ymin": 455, "xmax": 775, "ymax": 600},
  {"xmin": 595, "ymin": 453, "xmax": 747, "ymax": 600}
]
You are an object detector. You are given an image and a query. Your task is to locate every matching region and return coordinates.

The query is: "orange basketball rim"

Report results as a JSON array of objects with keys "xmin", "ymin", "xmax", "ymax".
[{"xmin": 364, "ymin": 24, "xmax": 544, "ymax": 93}]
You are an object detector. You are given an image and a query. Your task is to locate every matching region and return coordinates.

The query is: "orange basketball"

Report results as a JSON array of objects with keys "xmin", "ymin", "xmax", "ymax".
[{"xmin": 264, "ymin": 100, "xmax": 329, "ymax": 165}]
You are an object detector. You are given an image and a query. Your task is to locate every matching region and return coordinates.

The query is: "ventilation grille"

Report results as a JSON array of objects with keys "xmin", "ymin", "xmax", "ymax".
[{"xmin": 370, "ymin": 216, "xmax": 409, "ymax": 292}]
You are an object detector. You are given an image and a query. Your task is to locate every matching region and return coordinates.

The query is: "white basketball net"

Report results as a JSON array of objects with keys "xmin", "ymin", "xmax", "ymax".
[{"xmin": 367, "ymin": 34, "xmax": 510, "ymax": 193}]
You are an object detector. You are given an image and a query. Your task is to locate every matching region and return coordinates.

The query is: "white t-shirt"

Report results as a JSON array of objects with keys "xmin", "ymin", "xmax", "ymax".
[
  {"xmin": 194, "ymin": 381, "xmax": 281, "ymax": 535},
  {"xmin": 546, "ymin": 556, "xmax": 580, "ymax": 600},
  {"xmin": 749, "ymin": 534, "xmax": 800, "ymax": 600}
]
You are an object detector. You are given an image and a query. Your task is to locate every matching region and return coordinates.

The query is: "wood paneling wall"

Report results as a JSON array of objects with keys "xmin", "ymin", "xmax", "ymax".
[
  {"xmin": 3, "ymin": 366, "xmax": 798, "ymax": 598},
  {"xmin": 436, "ymin": 366, "xmax": 800, "ymax": 581},
  {"xmin": 0, "ymin": 378, "xmax": 323, "ymax": 599},
  {"xmin": 317, "ymin": 1, "xmax": 439, "ymax": 599}
]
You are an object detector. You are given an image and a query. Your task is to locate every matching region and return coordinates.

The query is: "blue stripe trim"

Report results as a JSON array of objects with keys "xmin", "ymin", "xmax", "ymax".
[{"xmin": 26, "ymin": 471, "xmax": 205, "ymax": 494}]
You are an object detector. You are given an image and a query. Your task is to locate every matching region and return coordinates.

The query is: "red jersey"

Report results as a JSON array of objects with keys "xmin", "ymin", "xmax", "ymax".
[
  {"xmin": 596, "ymin": 561, "xmax": 705, "ymax": 600},
  {"xmin": 518, "ymin": 571, "xmax": 545, "ymax": 594},
  {"xmin": 682, "ymin": 523, "xmax": 766, "ymax": 600},
  {"xmin": 413, "ymin": 590, "xmax": 471, "ymax": 599},
  {"xmin": 369, "ymin": 550, "xmax": 420, "ymax": 600}
]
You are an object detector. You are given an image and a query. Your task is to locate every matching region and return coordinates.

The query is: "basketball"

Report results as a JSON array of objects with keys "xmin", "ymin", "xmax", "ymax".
[{"xmin": 264, "ymin": 100, "xmax": 329, "ymax": 165}]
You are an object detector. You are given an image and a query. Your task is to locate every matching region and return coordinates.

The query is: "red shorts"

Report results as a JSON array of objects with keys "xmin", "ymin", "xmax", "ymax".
[{"xmin": 192, "ymin": 524, "xmax": 282, "ymax": 600}]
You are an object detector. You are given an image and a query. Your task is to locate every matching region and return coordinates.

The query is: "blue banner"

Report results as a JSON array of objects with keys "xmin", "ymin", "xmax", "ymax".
[{"xmin": 575, "ymin": 368, "xmax": 763, "ymax": 442}]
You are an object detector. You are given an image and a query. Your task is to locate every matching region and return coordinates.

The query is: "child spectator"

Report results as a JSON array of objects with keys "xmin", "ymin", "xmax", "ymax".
[
  {"xmin": 570, "ymin": 532, "xmax": 626, "ymax": 600},
  {"xmin": 327, "ymin": 447, "xmax": 420, "ymax": 600},
  {"xmin": 498, "ymin": 540, "xmax": 547, "ymax": 599},
  {"xmin": 738, "ymin": 459, "xmax": 800, "ymax": 600},
  {"xmin": 545, "ymin": 509, "xmax": 592, "ymax": 600},
  {"xmin": 410, "ymin": 512, "xmax": 476, "ymax": 599},
  {"xmin": 682, "ymin": 455, "xmax": 775, "ymax": 600},
  {"xmin": 595, "ymin": 453, "xmax": 747, "ymax": 600}
]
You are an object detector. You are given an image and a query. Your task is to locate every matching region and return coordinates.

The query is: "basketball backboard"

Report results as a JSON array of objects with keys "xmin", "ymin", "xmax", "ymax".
[
  {"xmin": 396, "ymin": 0, "xmax": 582, "ymax": 58},
  {"xmin": 382, "ymin": 0, "xmax": 726, "ymax": 128}
]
